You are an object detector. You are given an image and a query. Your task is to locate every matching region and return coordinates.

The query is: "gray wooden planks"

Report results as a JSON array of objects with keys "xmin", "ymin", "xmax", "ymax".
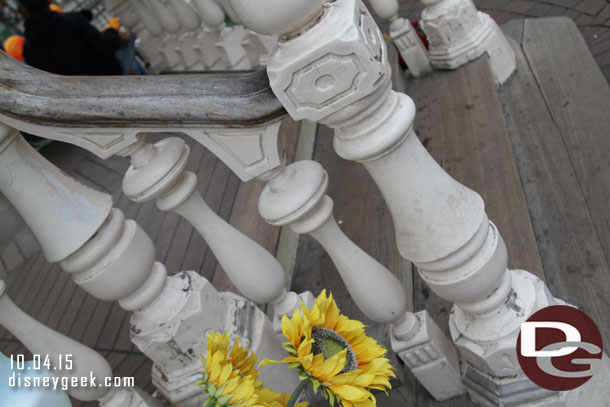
[
  {"xmin": 499, "ymin": 18, "xmax": 610, "ymax": 345},
  {"xmin": 521, "ymin": 17, "xmax": 610, "ymax": 279}
]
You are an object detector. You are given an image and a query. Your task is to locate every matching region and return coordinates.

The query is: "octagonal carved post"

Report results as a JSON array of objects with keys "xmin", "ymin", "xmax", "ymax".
[
  {"xmin": 258, "ymin": 159, "xmax": 464, "ymax": 399},
  {"xmin": 226, "ymin": 0, "xmax": 610, "ymax": 405},
  {"xmin": 0, "ymin": 125, "xmax": 295, "ymax": 406},
  {"xmin": 369, "ymin": 0, "xmax": 431, "ymax": 77},
  {"xmin": 418, "ymin": 0, "xmax": 516, "ymax": 85},
  {"xmin": 0, "ymin": 280, "xmax": 160, "ymax": 406}
]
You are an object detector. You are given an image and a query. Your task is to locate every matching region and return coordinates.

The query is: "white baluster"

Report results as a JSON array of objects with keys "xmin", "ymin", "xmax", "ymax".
[
  {"xmin": 169, "ymin": 0, "xmax": 206, "ymax": 70},
  {"xmin": 191, "ymin": 0, "xmax": 227, "ymax": 70},
  {"xmin": 242, "ymin": 32, "xmax": 278, "ymax": 68},
  {"xmin": 193, "ymin": 0, "xmax": 226, "ymax": 28},
  {"xmin": 170, "ymin": 0, "xmax": 201, "ymax": 31},
  {"xmin": 105, "ymin": 0, "xmax": 169, "ymax": 73},
  {"xmin": 418, "ymin": 0, "xmax": 515, "ymax": 84},
  {"xmin": 216, "ymin": 25, "xmax": 253, "ymax": 70},
  {"xmin": 145, "ymin": 0, "xmax": 185, "ymax": 70},
  {"xmin": 118, "ymin": 135, "xmax": 285, "ymax": 304},
  {"xmin": 0, "ymin": 126, "xmax": 296, "ymax": 405},
  {"xmin": 0, "ymin": 280, "xmax": 159, "ymax": 406},
  {"xmin": 0, "ymin": 125, "xmax": 111, "ymax": 263},
  {"xmin": 258, "ymin": 159, "xmax": 464, "ymax": 398},
  {"xmin": 225, "ymin": 0, "xmax": 610, "ymax": 405},
  {"xmin": 116, "ymin": 134, "xmax": 313, "ymax": 330},
  {"xmin": 369, "ymin": 0, "xmax": 431, "ymax": 77}
]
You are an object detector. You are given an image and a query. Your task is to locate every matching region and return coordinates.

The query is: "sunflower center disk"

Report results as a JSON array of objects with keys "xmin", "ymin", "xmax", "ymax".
[{"xmin": 311, "ymin": 327, "xmax": 358, "ymax": 374}]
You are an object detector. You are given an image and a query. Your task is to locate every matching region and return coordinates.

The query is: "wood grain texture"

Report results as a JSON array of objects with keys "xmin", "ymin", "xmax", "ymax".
[
  {"xmin": 522, "ymin": 17, "xmax": 610, "ymax": 280},
  {"xmin": 499, "ymin": 19, "xmax": 610, "ymax": 345}
]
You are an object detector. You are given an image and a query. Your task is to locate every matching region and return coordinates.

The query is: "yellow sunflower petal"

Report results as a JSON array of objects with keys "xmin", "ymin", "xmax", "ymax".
[{"xmin": 328, "ymin": 384, "xmax": 372, "ymax": 402}]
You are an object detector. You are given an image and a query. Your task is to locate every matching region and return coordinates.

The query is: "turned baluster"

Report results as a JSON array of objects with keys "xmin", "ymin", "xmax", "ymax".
[
  {"xmin": 0, "ymin": 280, "xmax": 159, "ymax": 406},
  {"xmin": 369, "ymin": 0, "xmax": 431, "ymax": 77},
  {"xmin": 225, "ymin": 0, "xmax": 610, "ymax": 405},
  {"xmin": 258, "ymin": 159, "xmax": 464, "ymax": 399},
  {"xmin": 0, "ymin": 125, "xmax": 297, "ymax": 405},
  {"xmin": 190, "ymin": 0, "xmax": 227, "ymax": 69},
  {"xmin": 116, "ymin": 134, "xmax": 313, "ymax": 331},
  {"xmin": 105, "ymin": 0, "xmax": 169, "ymax": 73},
  {"xmin": 169, "ymin": 0, "xmax": 208, "ymax": 70},
  {"xmin": 418, "ymin": 0, "xmax": 515, "ymax": 84},
  {"xmin": 145, "ymin": 0, "xmax": 186, "ymax": 70},
  {"xmin": 116, "ymin": 134, "xmax": 306, "ymax": 307}
]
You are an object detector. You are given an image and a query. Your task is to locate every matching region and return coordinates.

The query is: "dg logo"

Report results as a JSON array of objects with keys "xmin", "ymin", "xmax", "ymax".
[{"xmin": 517, "ymin": 305, "xmax": 603, "ymax": 391}]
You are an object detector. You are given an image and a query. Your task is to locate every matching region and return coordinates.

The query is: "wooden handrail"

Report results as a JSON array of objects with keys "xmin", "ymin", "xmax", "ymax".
[{"xmin": 0, "ymin": 51, "xmax": 285, "ymax": 129}]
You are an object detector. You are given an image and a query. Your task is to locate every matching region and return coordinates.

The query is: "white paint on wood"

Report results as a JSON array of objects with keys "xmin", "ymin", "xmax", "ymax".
[
  {"xmin": 420, "ymin": 0, "xmax": 515, "ymax": 85},
  {"xmin": 0, "ymin": 126, "xmax": 112, "ymax": 263},
  {"xmin": 369, "ymin": 0, "xmax": 431, "ymax": 77},
  {"xmin": 228, "ymin": 0, "xmax": 609, "ymax": 403}
]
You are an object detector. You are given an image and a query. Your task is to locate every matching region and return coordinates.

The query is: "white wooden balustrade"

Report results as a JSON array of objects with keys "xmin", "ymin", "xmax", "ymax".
[
  {"xmin": 3, "ymin": 2, "xmax": 610, "ymax": 405},
  {"xmin": 368, "ymin": 0, "xmax": 431, "ymax": 77},
  {"xmin": 0, "ymin": 279, "xmax": 160, "ymax": 407},
  {"xmin": 224, "ymin": 0, "xmax": 610, "ymax": 406},
  {"xmin": 257, "ymin": 159, "xmax": 465, "ymax": 399},
  {"xmin": 104, "ymin": 0, "xmax": 276, "ymax": 72},
  {"xmin": 368, "ymin": 0, "xmax": 515, "ymax": 84},
  {"xmin": 0, "ymin": 125, "xmax": 298, "ymax": 406},
  {"xmin": 418, "ymin": 0, "xmax": 516, "ymax": 84}
]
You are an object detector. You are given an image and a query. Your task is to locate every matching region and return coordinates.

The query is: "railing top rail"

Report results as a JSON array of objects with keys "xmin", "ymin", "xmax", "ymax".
[{"xmin": 0, "ymin": 51, "xmax": 285, "ymax": 129}]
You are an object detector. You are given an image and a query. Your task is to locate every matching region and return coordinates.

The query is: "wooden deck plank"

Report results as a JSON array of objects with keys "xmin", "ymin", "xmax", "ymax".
[
  {"xmin": 19, "ymin": 258, "xmax": 57, "ymax": 317},
  {"xmin": 93, "ymin": 302, "xmax": 131, "ymax": 351},
  {"xmin": 67, "ymin": 295, "xmax": 101, "ymax": 344},
  {"xmin": 46, "ymin": 279, "xmax": 88, "ymax": 333},
  {"xmin": 27, "ymin": 265, "xmax": 64, "ymax": 325},
  {"xmin": 522, "ymin": 17, "xmax": 610, "ymax": 274},
  {"xmin": 499, "ymin": 20, "xmax": 610, "ymax": 344}
]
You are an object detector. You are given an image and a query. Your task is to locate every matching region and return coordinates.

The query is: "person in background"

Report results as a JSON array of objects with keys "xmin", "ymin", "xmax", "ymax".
[{"xmin": 18, "ymin": 0, "xmax": 124, "ymax": 75}]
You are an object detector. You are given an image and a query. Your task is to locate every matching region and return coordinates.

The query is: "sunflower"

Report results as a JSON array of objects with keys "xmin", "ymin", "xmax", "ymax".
[
  {"xmin": 260, "ymin": 290, "xmax": 395, "ymax": 407},
  {"xmin": 197, "ymin": 331, "xmax": 308, "ymax": 407}
]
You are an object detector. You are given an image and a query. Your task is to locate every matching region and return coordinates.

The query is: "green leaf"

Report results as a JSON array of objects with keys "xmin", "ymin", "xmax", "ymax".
[
  {"xmin": 216, "ymin": 394, "xmax": 232, "ymax": 405},
  {"xmin": 207, "ymin": 383, "xmax": 217, "ymax": 396},
  {"xmin": 311, "ymin": 378, "xmax": 321, "ymax": 394}
]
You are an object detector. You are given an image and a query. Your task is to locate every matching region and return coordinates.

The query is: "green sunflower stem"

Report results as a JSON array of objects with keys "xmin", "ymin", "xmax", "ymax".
[{"xmin": 287, "ymin": 379, "xmax": 310, "ymax": 407}]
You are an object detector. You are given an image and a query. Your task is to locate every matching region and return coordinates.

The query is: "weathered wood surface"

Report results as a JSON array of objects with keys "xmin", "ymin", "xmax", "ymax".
[
  {"xmin": 0, "ymin": 56, "xmax": 284, "ymax": 128},
  {"xmin": 499, "ymin": 18, "xmax": 610, "ymax": 344},
  {"xmin": 403, "ymin": 54, "xmax": 541, "ymax": 407},
  {"xmin": 0, "ymin": 123, "xmax": 301, "ymax": 406}
]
